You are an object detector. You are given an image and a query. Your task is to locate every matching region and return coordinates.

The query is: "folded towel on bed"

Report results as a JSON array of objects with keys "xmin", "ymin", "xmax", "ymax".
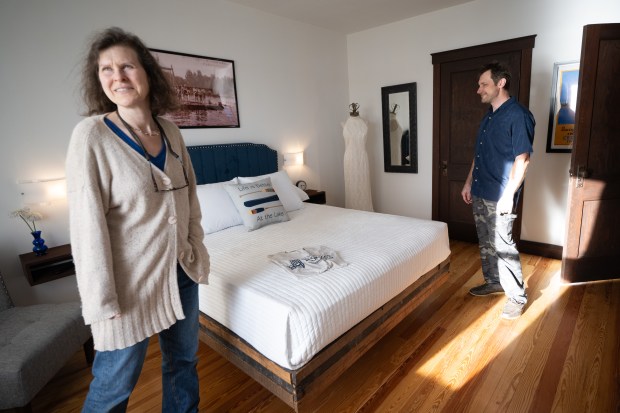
[{"xmin": 268, "ymin": 246, "xmax": 348, "ymax": 276}]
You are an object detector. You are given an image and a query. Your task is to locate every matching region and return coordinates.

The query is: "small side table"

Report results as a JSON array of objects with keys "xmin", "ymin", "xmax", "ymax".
[
  {"xmin": 304, "ymin": 189, "xmax": 326, "ymax": 205},
  {"xmin": 19, "ymin": 244, "xmax": 74, "ymax": 286}
]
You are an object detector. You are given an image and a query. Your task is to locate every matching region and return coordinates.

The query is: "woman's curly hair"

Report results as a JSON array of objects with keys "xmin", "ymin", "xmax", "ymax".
[{"xmin": 81, "ymin": 27, "xmax": 178, "ymax": 115}]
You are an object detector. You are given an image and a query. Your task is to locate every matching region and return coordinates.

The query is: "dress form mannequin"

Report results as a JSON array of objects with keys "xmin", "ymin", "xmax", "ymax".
[
  {"xmin": 389, "ymin": 111, "xmax": 403, "ymax": 165},
  {"xmin": 342, "ymin": 103, "xmax": 373, "ymax": 211}
]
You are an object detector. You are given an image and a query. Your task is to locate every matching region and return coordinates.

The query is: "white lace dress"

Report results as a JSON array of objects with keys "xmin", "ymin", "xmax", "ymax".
[
  {"xmin": 389, "ymin": 113, "xmax": 403, "ymax": 165},
  {"xmin": 343, "ymin": 116, "xmax": 373, "ymax": 211}
]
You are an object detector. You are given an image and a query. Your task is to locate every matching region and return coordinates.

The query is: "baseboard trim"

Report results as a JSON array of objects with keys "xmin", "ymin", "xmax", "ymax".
[{"xmin": 519, "ymin": 240, "xmax": 563, "ymax": 260}]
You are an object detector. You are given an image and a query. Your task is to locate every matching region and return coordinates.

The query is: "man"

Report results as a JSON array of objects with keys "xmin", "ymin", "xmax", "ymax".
[{"xmin": 461, "ymin": 62, "xmax": 535, "ymax": 319}]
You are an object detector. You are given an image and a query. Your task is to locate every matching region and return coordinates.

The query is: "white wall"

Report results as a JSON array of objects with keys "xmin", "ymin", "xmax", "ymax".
[
  {"xmin": 0, "ymin": 0, "xmax": 349, "ymax": 305},
  {"xmin": 347, "ymin": 0, "xmax": 620, "ymax": 244},
  {"xmin": 3, "ymin": 0, "xmax": 619, "ymax": 305}
]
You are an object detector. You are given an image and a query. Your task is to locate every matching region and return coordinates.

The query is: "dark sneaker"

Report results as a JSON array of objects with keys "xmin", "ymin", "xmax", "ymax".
[
  {"xmin": 469, "ymin": 282, "xmax": 504, "ymax": 296},
  {"xmin": 501, "ymin": 298, "xmax": 525, "ymax": 320}
]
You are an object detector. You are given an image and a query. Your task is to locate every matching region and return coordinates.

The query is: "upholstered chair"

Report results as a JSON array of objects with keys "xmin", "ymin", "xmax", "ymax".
[{"xmin": 0, "ymin": 270, "xmax": 92, "ymax": 412}]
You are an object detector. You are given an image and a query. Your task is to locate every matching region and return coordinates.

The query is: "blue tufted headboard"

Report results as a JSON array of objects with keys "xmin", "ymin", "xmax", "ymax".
[{"xmin": 188, "ymin": 143, "xmax": 278, "ymax": 185}]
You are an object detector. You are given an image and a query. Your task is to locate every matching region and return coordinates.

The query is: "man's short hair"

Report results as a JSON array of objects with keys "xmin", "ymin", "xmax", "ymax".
[{"xmin": 479, "ymin": 61, "xmax": 511, "ymax": 91}]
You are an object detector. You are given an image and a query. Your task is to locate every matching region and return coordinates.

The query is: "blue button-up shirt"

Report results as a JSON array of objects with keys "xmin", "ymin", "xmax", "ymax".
[{"xmin": 471, "ymin": 97, "xmax": 535, "ymax": 202}]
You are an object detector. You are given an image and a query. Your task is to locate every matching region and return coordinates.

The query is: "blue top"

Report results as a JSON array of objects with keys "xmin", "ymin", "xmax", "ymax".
[
  {"xmin": 104, "ymin": 117, "xmax": 166, "ymax": 171},
  {"xmin": 470, "ymin": 97, "xmax": 535, "ymax": 202}
]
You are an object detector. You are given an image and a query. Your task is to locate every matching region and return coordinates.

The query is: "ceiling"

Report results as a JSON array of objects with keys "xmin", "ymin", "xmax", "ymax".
[{"xmin": 225, "ymin": 0, "xmax": 475, "ymax": 34}]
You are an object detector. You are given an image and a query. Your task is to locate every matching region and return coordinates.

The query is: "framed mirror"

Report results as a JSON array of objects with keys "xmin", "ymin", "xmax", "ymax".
[{"xmin": 381, "ymin": 82, "xmax": 418, "ymax": 173}]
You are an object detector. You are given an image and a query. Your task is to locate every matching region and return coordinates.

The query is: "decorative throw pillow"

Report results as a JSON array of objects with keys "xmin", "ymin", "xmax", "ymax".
[
  {"xmin": 238, "ymin": 170, "xmax": 308, "ymax": 212},
  {"xmin": 224, "ymin": 177, "xmax": 289, "ymax": 231},
  {"xmin": 196, "ymin": 179, "xmax": 243, "ymax": 234}
]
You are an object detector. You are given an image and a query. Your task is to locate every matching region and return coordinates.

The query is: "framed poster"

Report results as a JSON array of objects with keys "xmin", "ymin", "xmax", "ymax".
[
  {"xmin": 150, "ymin": 48, "xmax": 240, "ymax": 128},
  {"xmin": 546, "ymin": 61, "xmax": 579, "ymax": 153}
]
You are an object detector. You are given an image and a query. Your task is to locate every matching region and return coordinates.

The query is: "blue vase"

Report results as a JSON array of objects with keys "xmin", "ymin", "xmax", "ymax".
[{"xmin": 31, "ymin": 230, "xmax": 48, "ymax": 256}]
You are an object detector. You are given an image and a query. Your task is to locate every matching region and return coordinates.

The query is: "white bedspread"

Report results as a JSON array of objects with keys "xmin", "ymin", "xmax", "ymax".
[{"xmin": 199, "ymin": 203, "xmax": 450, "ymax": 370}]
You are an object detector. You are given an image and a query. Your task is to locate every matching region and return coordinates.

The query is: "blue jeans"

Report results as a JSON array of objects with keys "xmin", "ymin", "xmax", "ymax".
[
  {"xmin": 82, "ymin": 265, "xmax": 199, "ymax": 413},
  {"xmin": 473, "ymin": 196, "xmax": 527, "ymax": 304}
]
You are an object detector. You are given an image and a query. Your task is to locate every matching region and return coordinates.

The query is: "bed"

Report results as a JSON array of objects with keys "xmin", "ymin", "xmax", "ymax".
[{"xmin": 188, "ymin": 143, "xmax": 451, "ymax": 412}]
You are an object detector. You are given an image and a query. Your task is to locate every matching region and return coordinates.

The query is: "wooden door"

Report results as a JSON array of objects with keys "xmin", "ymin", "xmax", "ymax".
[
  {"xmin": 431, "ymin": 36, "xmax": 536, "ymax": 243},
  {"xmin": 562, "ymin": 23, "xmax": 620, "ymax": 283}
]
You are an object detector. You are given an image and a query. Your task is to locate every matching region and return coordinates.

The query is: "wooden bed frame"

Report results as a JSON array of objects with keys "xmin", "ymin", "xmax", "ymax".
[
  {"xmin": 187, "ymin": 143, "xmax": 451, "ymax": 411},
  {"xmin": 198, "ymin": 258, "xmax": 449, "ymax": 411}
]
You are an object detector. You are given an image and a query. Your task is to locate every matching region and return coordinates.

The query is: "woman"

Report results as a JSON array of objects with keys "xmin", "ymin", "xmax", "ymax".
[{"xmin": 66, "ymin": 27, "xmax": 209, "ymax": 412}]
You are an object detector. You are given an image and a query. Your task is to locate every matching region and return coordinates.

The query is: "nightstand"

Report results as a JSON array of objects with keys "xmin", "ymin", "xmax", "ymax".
[
  {"xmin": 304, "ymin": 189, "xmax": 326, "ymax": 205},
  {"xmin": 19, "ymin": 244, "xmax": 74, "ymax": 285}
]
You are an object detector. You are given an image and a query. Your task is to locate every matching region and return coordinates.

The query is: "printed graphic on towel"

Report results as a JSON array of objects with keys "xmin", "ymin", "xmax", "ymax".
[
  {"xmin": 288, "ymin": 253, "xmax": 334, "ymax": 269},
  {"xmin": 268, "ymin": 246, "xmax": 349, "ymax": 277}
]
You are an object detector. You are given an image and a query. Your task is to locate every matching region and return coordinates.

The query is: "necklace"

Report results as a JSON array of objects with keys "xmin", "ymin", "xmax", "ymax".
[
  {"xmin": 116, "ymin": 111, "xmax": 164, "ymax": 160},
  {"xmin": 116, "ymin": 112, "xmax": 160, "ymax": 136},
  {"xmin": 130, "ymin": 125, "xmax": 160, "ymax": 136}
]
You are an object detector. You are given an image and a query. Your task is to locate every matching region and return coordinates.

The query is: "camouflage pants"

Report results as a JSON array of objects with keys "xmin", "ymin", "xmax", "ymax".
[{"xmin": 472, "ymin": 196, "xmax": 527, "ymax": 304}]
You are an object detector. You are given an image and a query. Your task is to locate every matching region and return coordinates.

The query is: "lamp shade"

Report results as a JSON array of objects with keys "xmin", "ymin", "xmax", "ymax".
[
  {"xmin": 283, "ymin": 152, "xmax": 304, "ymax": 167},
  {"xmin": 17, "ymin": 177, "xmax": 66, "ymax": 205}
]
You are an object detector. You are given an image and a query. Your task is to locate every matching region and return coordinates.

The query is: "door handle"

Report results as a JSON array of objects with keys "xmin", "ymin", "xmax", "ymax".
[
  {"xmin": 569, "ymin": 165, "xmax": 590, "ymax": 188},
  {"xmin": 441, "ymin": 160, "xmax": 448, "ymax": 176}
]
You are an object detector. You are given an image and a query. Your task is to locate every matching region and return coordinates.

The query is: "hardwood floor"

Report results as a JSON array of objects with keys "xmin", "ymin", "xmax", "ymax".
[{"xmin": 24, "ymin": 241, "xmax": 619, "ymax": 413}]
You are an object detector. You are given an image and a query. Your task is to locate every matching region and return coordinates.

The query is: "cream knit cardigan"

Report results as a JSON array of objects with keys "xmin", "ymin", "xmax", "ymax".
[{"xmin": 66, "ymin": 115, "xmax": 210, "ymax": 351}]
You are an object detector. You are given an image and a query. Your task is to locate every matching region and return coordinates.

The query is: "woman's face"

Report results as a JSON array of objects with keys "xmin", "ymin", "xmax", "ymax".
[{"xmin": 98, "ymin": 45, "xmax": 150, "ymax": 111}]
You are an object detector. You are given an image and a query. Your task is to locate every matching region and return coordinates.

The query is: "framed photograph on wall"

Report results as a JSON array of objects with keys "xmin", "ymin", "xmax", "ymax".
[
  {"xmin": 150, "ymin": 49, "xmax": 240, "ymax": 128},
  {"xmin": 546, "ymin": 61, "xmax": 579, "ymax": 153}
]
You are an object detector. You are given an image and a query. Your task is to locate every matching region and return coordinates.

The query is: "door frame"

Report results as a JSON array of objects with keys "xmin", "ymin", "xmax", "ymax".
[{"xmin": 431, "ymin": 36, "xmax": 536, "ymax": 244}]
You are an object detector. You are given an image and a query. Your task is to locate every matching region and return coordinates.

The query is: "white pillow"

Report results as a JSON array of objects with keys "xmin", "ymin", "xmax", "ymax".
[
  {"xmin": 238, "ymin": 170, "xmax": 307, "ymax": 211},
  {"xmin": 294, "ymin": 185, "xmax": 310, "ymax": 201},
  {"xmin": 196, "ymin": 178, "xmax": 243, "ymax": 234},
  {"xmin": 224, "ymin": 177, "xmax": 289, "ymax": 231}
]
